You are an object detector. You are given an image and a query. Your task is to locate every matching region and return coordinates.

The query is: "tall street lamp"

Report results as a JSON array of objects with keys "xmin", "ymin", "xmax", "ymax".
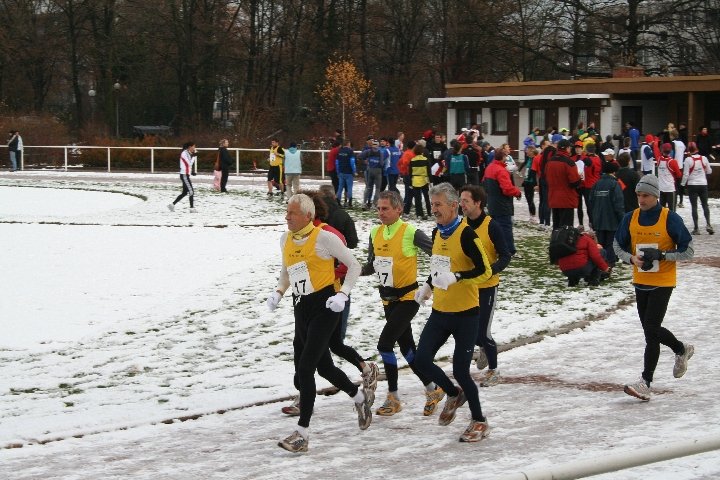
[
  {"xmin": 113, "ymin": 81, "xmax": 121, "ymax": 138},
  {"xmin": 88, "ymin": 87, "xmax": 96, "ymax": 129}
]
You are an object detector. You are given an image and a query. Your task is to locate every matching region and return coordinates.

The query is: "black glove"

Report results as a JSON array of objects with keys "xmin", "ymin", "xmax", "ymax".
[
  {"xmin": 191, "ymin": 171, "xmax": 197, "ymax": 176},
  {"xmin": 639, "ymin": 248, "xmax": 663, "ymax": 271}
]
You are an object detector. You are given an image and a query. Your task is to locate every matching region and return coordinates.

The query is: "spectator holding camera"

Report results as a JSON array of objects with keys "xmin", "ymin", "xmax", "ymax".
[{"xmin": 613, "ymin": 174, "xmax": 694, "ymax": 402}]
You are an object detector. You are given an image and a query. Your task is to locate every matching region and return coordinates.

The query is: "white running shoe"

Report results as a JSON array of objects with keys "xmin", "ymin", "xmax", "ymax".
[
  {"xmin": 355, "ymin": 390, "xmax": 373, "ymax": 430},
  {"xmin": 624, "ymin": 377, "xmax": 651, "ymax": 401},
  {"xmin": 189, "ymin": 207, "xmax": 197, "ymax": 213},
  {"xmin": 362, "ymin": 362, "xmax": 380, "ymax": 393},
  {"xmin": 459, "ymin": 419, "xmax": 491, "ymax": 443},
  {"xmin": 281, "ymin": 396, "xmax": 300, "ymax": 416},
  {"xmin": 479, "ymin": 369, "xmax": 500, "ymax": 387},
  {"xmin": 673, "ymin": 343, "xmax": 694, "ymax": 378},
  {"xmin": 474, "ymin": 348, "xmax": 488, "ymax": 370},
  {"xmin": 438, "ymin": 388, "xmax": 467, "ymax": 426},
  {"xmin": 167, "ymin": 203, "xmax": 175, "ymax": 212},
  {"xmin": 278, "ymin": 431, "xmax": 308, "ymax": 453}
]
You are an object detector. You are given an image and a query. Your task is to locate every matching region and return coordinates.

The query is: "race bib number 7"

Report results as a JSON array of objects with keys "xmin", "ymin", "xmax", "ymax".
[{"xmin": 288, "ymin": 261, "xmax": 315, "ymax": 295}]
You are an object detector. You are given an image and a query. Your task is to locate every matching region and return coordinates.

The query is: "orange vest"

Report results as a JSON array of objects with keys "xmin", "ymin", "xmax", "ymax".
[{"xmin": 630, "ymin": 207, "xmax": 676, "ymax": 287}]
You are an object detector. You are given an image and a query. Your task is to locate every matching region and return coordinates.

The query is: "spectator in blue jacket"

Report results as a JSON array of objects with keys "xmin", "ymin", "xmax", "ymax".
[
  {"xmin": 335, "ymin": 139, "xmax": 356, "ymax": 208},
  {"xmin": 589, "ymin": 161, "xmax": 625, "ymax": 267}
]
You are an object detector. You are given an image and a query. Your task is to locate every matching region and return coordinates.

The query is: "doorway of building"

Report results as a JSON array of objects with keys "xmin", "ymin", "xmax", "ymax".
[{"xmin": 622, "ymin": 106, "xmax": 643, "ymax": 134}]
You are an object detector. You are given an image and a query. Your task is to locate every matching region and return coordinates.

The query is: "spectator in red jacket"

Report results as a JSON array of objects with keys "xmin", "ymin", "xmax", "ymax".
[
  {"xmin": 544, "ymin": 139, "xmax": 581, "ymax": 229},
  {"xmin": 483, "ymin": 149, "xmax": 522, "ymax": 255},
  {"xmin": 558, "ymin": 231, "xmax": 610, "ymax": 287}
]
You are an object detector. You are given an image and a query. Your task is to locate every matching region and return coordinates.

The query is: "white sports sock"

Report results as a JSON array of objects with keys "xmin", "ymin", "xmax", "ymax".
[
  {"xmin": 425, "ymin": 382, "xmax": 437, "ymax": 392},
  {"xmin": 389, "ymin": 390, "xmax": 399, "ymax": 398},
  {"xmin": 353, "ymin": 390, "xmax": 365, "ymax": 404},
  {"xmin": 362, "ymin": 364, "xmax": 370, "ymax": 374},
  {"xmin": 295, "ymin": 425, "xmax": 308, "ymax": 439}
]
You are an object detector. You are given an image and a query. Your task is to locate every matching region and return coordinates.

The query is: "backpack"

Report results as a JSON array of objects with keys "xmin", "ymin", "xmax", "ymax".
[{"xmin": 549, "ymin": 226, "xmax": 580, "ymax": 264}]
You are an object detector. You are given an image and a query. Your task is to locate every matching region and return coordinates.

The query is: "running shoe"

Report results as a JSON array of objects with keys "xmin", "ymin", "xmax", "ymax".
[
  {"xmin": 281, "ymin": 396, "xmax": 300, "ymax": 416},
  {"xmin": 278, "ymin": 431, "xmax": 308, "ymax": 453},
  {"xmin": 423, "ymin": 387, "xmax": 445, "ymax": 416},
  {"xmin": 479, "ymin": 369, "xmax": 500, "ymax": 387},
  {"xmin": 673, "ymin": 343, "xmax": 694, "ymax": 378},
  {"xmin": 624, "ymin": 377, "xmax": 651, "ymax": 401},
  {"xmin": 707, "ymin": 225, "xmax": 715, "ymax": 235},
  {"xmin": 692, "ymin": 228, "xmax": 700, "ymax": 235},
  {"xmin": 167, "ymin": 203, "xmax": 175, "ymax": 212},
  {"xmin": 474, "ymin": 348, "xmax": 488, "ymax": 370},
  {"xmin": 376, "ymin": 393, "xmax": 402, "ymax": 416},
  {"xmin": 189, "ymin": 207, "xmax": 197, "ymax": 213},
  {"xmin": 459, "ymin": 419, "xmax": 491, "ymax": 443},
  {"xmin": 355, "ymin": 390, "xmax": 373, "ymax": 430},
  {"xmin": 438, "ymin": 388, "xmax": 467, "ymax": 426},
  {"xmin": 362, "ymin": 362, "xmax": 380, "ymax": 393}
]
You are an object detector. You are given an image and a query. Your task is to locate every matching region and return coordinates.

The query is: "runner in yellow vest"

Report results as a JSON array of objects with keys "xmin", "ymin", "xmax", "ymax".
[
  {"xmin": 413, "ymin": 183, "xmax": 493, "ymax": 443},
  {"xmin": 613, "ymin": 175, "xmax": 695, "ymax": 401},
  {"xmin": 266, "ymin": 194, "xmax": 373, "ymax": 452},
  {"xmin": 267, "ymin": 138, "xmax": 285, "ymax": 197},
  {"xmin": 360, "ymin": 191, "xmax": 445, "ymax": 417},
  {"xmin": 459, "ymin": 184, "xmax": 512, "ymax": 388}
]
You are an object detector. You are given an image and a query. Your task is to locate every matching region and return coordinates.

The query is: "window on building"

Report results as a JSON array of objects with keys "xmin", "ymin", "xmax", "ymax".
[
  {"xmin": 530, "ymin": 109, "xmax": 546, "ymax": 132},
  {"xmin": 458, "ymin": 109, "xmax": 472, "ymax": 132},
  {"xmin": 493, "ymin": 109, "xmax": 508, "ymax": 134}
]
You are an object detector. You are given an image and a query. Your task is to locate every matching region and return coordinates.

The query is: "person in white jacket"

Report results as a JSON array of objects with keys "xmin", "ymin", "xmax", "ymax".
[{"xmin": 681, "ymin": 142, "xmax": 713, "ymax": 234}]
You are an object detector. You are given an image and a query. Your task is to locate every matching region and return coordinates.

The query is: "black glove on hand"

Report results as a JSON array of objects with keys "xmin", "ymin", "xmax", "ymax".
[
  {"xmin": 640, "ymin": 247, "xmax": 662, "ymax": 271},
  {"xmin": 191, "ymin": 171, "xmax": 197, "ymax": 176}
]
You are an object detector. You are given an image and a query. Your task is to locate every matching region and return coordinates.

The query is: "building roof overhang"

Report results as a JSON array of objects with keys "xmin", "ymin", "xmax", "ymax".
[{"xmin": 436, "ymin": 75, "xmax": 720, "ymax": 99}]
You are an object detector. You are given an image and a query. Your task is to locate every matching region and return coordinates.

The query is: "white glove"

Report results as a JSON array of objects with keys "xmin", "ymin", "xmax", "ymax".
[
  {"xmin": 414, "ymin": 282, "xmax": 432, "ymax": 305},
  {"xmin": 432, "ymin": 271, "xmax": 457, "ymax": 290},
  {"xmin": 266, "ymin": 291, "xmax": 282, "ymax": 311},
  {"xmin": 325, "ymin": 292, "xmax": 348, "ymax": 313}
]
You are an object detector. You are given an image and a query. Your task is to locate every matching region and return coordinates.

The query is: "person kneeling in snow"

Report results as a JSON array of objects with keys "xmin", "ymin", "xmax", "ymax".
[{"xmin": 557, "ymin": 230, "xmax": 610, "ymax": 287}]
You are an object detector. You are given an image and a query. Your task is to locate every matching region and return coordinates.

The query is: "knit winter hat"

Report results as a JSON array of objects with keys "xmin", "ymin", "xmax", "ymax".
[
  {"xmin": 636, "ymin": 174, "xmax": 660, "ymax": 198},
  {"xmin": 662, "ymin": 143, "xmax": 673, "ymax": 152}
]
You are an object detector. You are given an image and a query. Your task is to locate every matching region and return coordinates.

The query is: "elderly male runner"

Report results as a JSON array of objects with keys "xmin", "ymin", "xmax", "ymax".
[
  {"xmin": 414, "ymin": 183, "xmax": 492, "ymax": 442},
  {"xmin": 361, "ymin": 191, "xmax": 446, "ymax": 416},
  {"xmin": 267, "ymin": 194, "xmax": 373, "ymax": 453}
]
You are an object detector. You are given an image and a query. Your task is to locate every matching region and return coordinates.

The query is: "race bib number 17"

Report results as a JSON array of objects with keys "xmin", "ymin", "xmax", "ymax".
[{"xmin": 288, "ymin": 261, "xmax": 315, "ymax": 295}]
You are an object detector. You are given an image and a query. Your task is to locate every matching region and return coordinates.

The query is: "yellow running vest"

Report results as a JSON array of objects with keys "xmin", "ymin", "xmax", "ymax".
[
  {"xmin": 371, "ymin": 222, "xmax": 418, "ymax": 302},
  {"xmin": 410, "ymin": 155, "xmax": 429, "ymax": 187},
  {"xmin": 269, "ymin": 146, "xmax": 284, "ymax": 167},
  {"xmin": 431, "ymin": 223, "xmax": 482, "ymax": 312},
  {"xmin": 472, "ymin": 216, "xmax": 500, "ymax": 289},
  {"xmin": 283, "ymin": 227, "xmax": 335, "ymax": 295},
  {"xmin": 630, "ymin": 207, "xmax": 676, "ymax": 287}
]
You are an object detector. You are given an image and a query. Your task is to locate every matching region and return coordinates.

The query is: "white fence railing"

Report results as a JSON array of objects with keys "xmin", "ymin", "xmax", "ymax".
[
  {"xmin": 495, "ymin": 432, "xmax": 720, "ymax": 480},
  {"xmin": 0, "ymin": 145, "xmax": 330, "ymax": 178}
]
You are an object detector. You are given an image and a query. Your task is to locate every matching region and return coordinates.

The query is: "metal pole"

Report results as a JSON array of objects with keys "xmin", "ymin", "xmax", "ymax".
[
  {"xmin": 115, "ymin": 95, "xmax": 119, "ymax": 138},
  {"xmin": 495, "ymin": 433, "xmax": 720, "ymax": 480},
  {"xmin": 151, "ymin": 148, "xmax": 155, "ymax": 173},
  {"xmin": 64, "ymin": 147, "xmax": 68, "ymax": 172},
  {"xmin": 107, "ymin": 147, "xmax": 111, "ymax": 172},
  {"xmin": 236, "ymin": 149, "xmax": 240, "ymax": 175},
  {"xmin": 321, "ymin": 150, "xmax": 326, "ymax": 179}
]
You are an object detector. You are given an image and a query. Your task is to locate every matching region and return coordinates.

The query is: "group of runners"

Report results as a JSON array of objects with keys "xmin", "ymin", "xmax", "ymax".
[{"xmin": 266, "ymin": 176, "xmax": 696, "ymax": 453}]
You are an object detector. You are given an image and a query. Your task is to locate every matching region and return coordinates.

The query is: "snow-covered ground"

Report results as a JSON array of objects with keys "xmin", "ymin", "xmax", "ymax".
[{"xmin": 0, "ymin": 171, "xmax": 719, "ymax": 479}]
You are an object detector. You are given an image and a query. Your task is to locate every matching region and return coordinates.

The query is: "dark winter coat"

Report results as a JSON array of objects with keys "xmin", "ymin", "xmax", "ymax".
[{"xmin": 589, "ymin": 174, "xmax": 625, "ymax": 231}]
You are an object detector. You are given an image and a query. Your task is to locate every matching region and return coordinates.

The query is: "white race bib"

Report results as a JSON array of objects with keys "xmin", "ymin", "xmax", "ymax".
[
  {"xmin": 269, "ymin": 152, "xmax": 276, "ymax": 163},
  {"xmin": 288, "ymin": 261, "xmax": 315, "ymax": 295},
  {"xmin": 373, "ymin": 256, "xmax": 394, "ymax": 287},
  {"xmin": 636, "ymin": 243, "xmax": 660, "ymax": 273},
  {"xmin": 430, "ymin": 255, "xmax": 451, "ymax": 281}
]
